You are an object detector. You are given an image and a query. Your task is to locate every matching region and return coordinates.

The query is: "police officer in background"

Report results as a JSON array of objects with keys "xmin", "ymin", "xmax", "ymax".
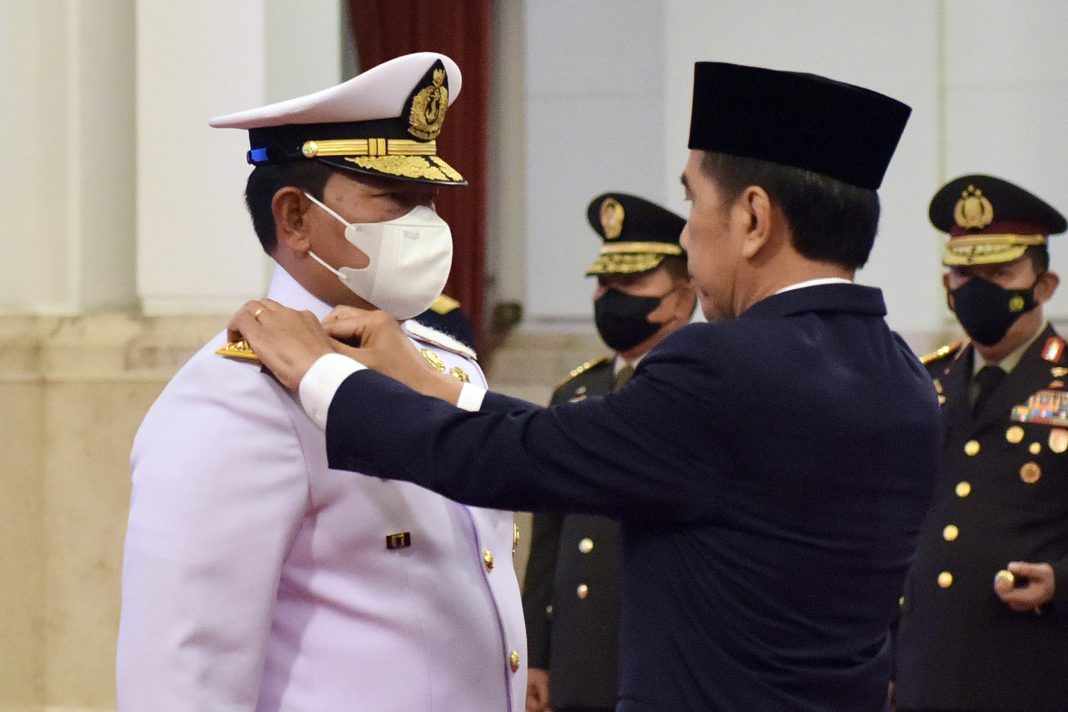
[
  {"xmin": 895, "ymin": 174, "xmax": 1068, "ymax": 711},
  {"xmin": 523, "ymin": 193, "xmax": 695, "ymax": 712}
]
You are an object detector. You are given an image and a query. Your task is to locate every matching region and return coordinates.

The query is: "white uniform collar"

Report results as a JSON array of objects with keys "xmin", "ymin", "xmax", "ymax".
[
  {"xmin": 266, "ymin": 266, "xmax": 334, "ymax": 319},
  {"xmin": 775, "ymin": 277, "xmax": 853, "ymax": 294}
]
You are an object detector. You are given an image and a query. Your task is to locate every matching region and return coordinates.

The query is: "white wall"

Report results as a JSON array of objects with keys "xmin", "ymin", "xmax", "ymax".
[
  {"xmin": 135, "ymin": 0, "xmax": 342, "ymax": 315},
  {"xmin": 943, "ymin": 0, "xmax": 1068, "ymax": 321},
  {"xmin": 661, "ymin": 0, "xmax": 945, "ymax": 341},
  {"xmin": 521, "ymin": 0, "xmax": 668, "ymax": 325}
]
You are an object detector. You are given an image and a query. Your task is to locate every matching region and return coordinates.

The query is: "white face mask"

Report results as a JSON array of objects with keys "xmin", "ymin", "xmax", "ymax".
[{"xmin": 303, "ymin": 192, "xmax": 453, "ymax": 320}]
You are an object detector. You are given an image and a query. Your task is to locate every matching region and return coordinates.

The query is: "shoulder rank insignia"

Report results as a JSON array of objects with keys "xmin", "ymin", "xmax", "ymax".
[
  {"xmin": 920, "ymin": 341, "xmax": 964, "ymax": 366},
  {"xmin": 216, "ymin": 339, "xmax": 260, "ymax": 363},
  {"xmin": 428, "ymin": 293, "xmax": 461, "ymax": 315},
  {"xmin": 1041, "ymin": 336, "xmax": 1065, "ymax": 363},
  {"xmin": 554, "ymin": 355, "xmax": 611, "ymax": 392},
  {"xmin": 404, "ymin": 319, "xmax": 477, "ymax": 361}
]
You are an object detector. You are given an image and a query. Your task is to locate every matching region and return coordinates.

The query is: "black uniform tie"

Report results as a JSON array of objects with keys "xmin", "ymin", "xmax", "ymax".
[{"xmin": 972, "ymin": 364, "xmax": 1006, "ymax": 415}]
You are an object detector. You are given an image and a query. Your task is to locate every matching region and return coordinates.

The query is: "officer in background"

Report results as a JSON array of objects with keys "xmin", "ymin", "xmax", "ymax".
[
  {"xmin": 895, "ymin": 174, "xmax": 1068, "ymax": 711},
  {"xmin": 523, "ymin": 193, "xmax": 695, "ymax": 712}
]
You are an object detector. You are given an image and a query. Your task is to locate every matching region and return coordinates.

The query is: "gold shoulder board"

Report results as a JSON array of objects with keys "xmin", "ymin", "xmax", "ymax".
[
  {"xmin": 403, "ymin": 319, "xmax": 476, "ymax": 361},
  {"xmin": 920, "ymin": 341, "xmax": 963, "ymax": 366},
  {"xmin": 554, "ymin": 355, "xmax": 612, "ymax": 391},
  {"xmin": 429, "ymin": 294, "xmax": 461, "ymax": 315}
]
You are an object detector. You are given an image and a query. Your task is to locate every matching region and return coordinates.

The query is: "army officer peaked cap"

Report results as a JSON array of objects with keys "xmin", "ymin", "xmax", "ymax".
[
  {"xmin": 210, "ymin": 52, "xmax": 466, "ymax": 185},
  {"xmin": 688, "ymin": 62, "xmax": 911, "ymax": 190},
  {"xmin": 585, "ymin": 193, "xmax": 686, "ymax": 276},
  {"xmin": 930, "ymin": 174, "xmax": 1066, "ymax": 266}
]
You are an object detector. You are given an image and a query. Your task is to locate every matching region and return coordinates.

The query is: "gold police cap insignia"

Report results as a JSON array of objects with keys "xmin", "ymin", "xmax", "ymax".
[
  {"xmin": 600, "ymin": 197, "xmax": 625, "ymax": 240},
  {"xmin": 954, "ymin": 185, "xmax": 995, "ymax": 230}
]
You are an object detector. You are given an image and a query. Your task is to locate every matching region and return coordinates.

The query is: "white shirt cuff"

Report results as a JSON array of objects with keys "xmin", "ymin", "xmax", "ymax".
[
  {"xmin": 299, "ymin": 353, "xmax": 365, "ymax": 429},
  {"xmin": 456, "ymin": 383, "xmax": 487, "ymax": 411}
]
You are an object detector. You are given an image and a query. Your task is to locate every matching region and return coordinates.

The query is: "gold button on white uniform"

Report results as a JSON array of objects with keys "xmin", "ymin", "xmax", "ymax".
[
  {"xmin": 509, "ymin": 649, "xmax": 520, "ymax": 672},
  {"xmin": 576, "ymin": 583, "xmax": 589, "ymax": 599},
  {"xmin": 578, "ymin": 537, "xmax": 594, "ymax": 554},
  {"xmin": 482, "ymin": 549, "xmax": 494, "ymax": 571}
]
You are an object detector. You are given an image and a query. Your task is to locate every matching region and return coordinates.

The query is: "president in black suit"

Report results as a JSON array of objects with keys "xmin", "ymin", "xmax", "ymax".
[
  {"xmin": 233, "ymin": 62, "xmax": 941, "ymax": 711},
  {"xmin": 894, "ymin": 175, "xmax": 1068, "ymax": 712},
  {"xmin": 523, "ymin": 193, "xmax": 696, "ymax": 712}
]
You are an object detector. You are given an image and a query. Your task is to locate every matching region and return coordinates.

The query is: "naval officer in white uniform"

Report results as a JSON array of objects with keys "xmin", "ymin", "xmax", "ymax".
[{"xmin": 116, "ymin": 52, "xmax": 526, "ymax": 712}]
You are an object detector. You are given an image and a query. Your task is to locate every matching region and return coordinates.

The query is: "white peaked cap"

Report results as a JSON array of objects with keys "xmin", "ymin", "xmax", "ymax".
[
  {"xmin": 209, "ymin": 52, "xmax": 462, "ymax": 129},
  {"xmin": 209, "ymin": 52, "xmax": 466, "ymax": 185}
]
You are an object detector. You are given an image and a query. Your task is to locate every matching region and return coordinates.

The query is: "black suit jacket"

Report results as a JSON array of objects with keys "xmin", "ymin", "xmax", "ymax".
[
  {"xmin": 524, "ymin": 358, "xmax": 622, "ymax": 710},
  {"xmin": 895, "ymin": 325, "xmax": 1068, "ymax": 711},
  {"xmin": 326, "ymin": 284, "xmax": 941, "ymax": 711}
]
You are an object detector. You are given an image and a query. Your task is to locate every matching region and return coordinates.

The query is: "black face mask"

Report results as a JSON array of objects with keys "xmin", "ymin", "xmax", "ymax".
[
  {"xmin": 949, "ymin": 275, "xmax": 1040, "ymax": 346},
  {"xmin": 594, "ymin": 288, "xmax": 668, "ymax": 352}
]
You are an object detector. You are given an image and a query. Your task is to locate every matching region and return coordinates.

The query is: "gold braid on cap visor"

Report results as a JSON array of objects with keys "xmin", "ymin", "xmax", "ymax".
[
  {"xmin": 942, "ymin": 234, "xmax": 1047, "ymax": 266},
  {"xmin": 301, "ymin": 138, "xmax": 463, "ymax": 182}
]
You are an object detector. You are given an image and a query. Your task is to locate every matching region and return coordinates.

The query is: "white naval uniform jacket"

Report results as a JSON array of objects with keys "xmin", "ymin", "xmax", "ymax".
[{"xmin": 117, "ymin": 268, "xmax": 526, "ymax": 712}]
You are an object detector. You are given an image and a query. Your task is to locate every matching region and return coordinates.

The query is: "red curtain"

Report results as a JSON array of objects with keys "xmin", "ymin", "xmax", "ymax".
[{"xmin": 348, "ymin": 0, "xmax": 491, "ymax": 349}]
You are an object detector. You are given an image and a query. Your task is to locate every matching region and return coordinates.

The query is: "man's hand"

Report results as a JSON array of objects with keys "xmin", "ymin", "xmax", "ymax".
[
  {"xmin": 996, "ymin": 561, "xmax": 1056, "ymax": 613},
  {"xmin": 525, "ymin": 667, "xmax": 550, "ymax": 712},
  {"xmin": 228, "ymin": 299, "xmax": 335, "ymax": 390},
  {"xmin": 324, "ymin": 306, "xmax": 463, "ymax": 403}
]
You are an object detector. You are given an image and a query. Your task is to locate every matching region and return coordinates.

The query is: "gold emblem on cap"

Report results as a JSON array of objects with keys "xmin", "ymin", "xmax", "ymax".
[
  {"xmin": 408, "ymin": 67, "xmax": 449, "ymax": 140},
  {"xmin": 1005, "ymin": 426, "xmax": 1024, "ymax": 444},
  {"xmin": 954, "ymin": 185, "xmax": 994, "ymax": 229},
  {"xmin": 600, "ymin": 197, "xmax": 625, "ymax": 240},
  {"xmin": 1049, "ymin": 428, "xmax": 1068, "ymax": 453},
  {"xmin": 1020, "ymin": 461, "xmax": 1042, "ymax": 484}
]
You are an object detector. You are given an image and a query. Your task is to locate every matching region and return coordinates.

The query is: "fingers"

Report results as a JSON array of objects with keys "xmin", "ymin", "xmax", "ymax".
[
  {"xmin": 323, "ymin": 305, "xmax": 371, "ymax": 324},
  {"xmin": 997, "ymin": 562, "xmax": 1055, "ymax": 611},
  {"xmin": 228, "ymin": 299, "xmax": 268, "ymax": 342},
  {"xmin": 1008, "ymin": 561, "xmax": 1050, "ymax": 579}
]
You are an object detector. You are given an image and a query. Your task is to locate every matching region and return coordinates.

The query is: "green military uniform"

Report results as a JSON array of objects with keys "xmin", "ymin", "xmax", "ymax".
[
  {"xmin": 895, "ymin": 175, "xmax": 1068, "ymax": 711},
  {"xmin": 523, "ymin": 356, "xmax": 623, "ymax": 710}
]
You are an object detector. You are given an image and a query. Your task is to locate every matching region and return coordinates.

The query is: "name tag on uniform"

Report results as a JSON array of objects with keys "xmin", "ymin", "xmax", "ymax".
[{"xmin": 386, "ymin": 531, "xmax": 412, "ymax": 550}]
